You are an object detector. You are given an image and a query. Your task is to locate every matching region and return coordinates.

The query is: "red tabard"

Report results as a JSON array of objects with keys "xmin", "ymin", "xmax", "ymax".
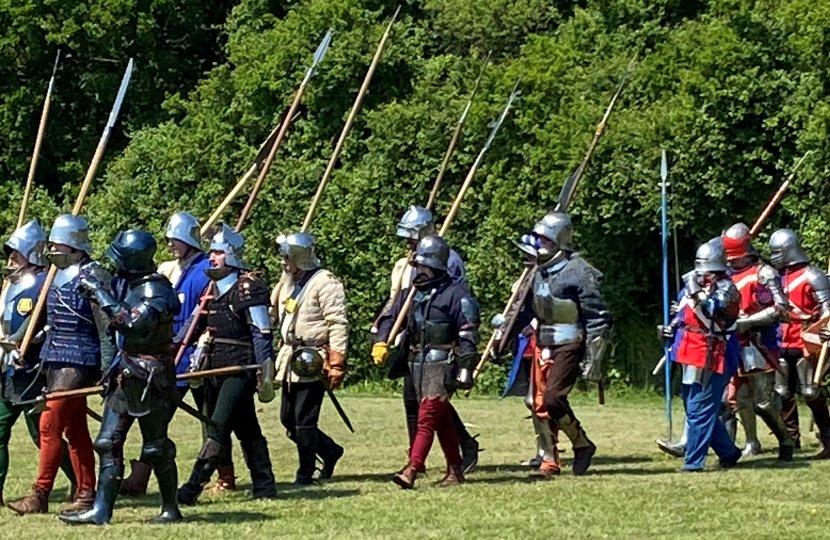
[
  {"xmin": 730, "ymin": 264, "xmax": 772, "ymax": 347},
  {"xmin": 780, "ymin": 264, "xmax": 818, "ymax": 349},
  {"xmin": 676, "ymin": 298, "xmax": 727, "ymax": 374}
]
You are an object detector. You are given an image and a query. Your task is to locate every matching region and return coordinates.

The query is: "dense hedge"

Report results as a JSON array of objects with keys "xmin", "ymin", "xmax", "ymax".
[{"xmin": 4, "ymin": 0, "xmax": 830, "ymax": 391}]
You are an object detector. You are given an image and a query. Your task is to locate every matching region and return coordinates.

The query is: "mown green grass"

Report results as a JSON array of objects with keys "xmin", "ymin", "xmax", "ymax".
[{"xmin": 1, "ymin": 391, "xmax": 827, "ymax": 539}]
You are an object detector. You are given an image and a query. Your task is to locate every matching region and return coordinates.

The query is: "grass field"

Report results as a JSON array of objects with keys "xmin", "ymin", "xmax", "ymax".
[{"xmin": 2, "ymin": 391, "xmax": 828, "ymax": 540}]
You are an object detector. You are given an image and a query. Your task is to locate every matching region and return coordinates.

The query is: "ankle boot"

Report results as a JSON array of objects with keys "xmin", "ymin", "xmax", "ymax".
[
  {"xmin": 7, "ymin": 486, "xmax": 49, "ymax": 515},
  {"xmin": 209, "ymin": 464, "xmax": 236, "ymax": 494},
  {"xmin": 59, "ymin": 488, "xmax": 95, "ymax": 515},
  {"xmin": 120, "ymin": 459, "xmax": 153, "ymax": 497},
  {"xmin": 437, "ymin": 465, "xmax": 465, "ymax": 487},
  {"xmin": 58, "ymin": 464, "xmax": 123, "ymax": 525},
  {"xmin": 392, "ymin": 463, "xmax": 417, "ymax": 489}
]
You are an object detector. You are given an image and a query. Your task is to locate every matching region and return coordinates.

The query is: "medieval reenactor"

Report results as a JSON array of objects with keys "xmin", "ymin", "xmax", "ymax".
[
  {"xmin": 8, "ymin": 215, "xmax": 113, "ymax": 515},
  {"xmin": 271, "ymin": 232, "xmax": 347, "ymax": 485},
  {"xmin": 769, "ymin": 228, "xmax": 830, "ymax": 458},
  {"xmin": 177, "ymin": 224, "xmax": 277, "ymax": 504},
  {"xmin": 372, "ymin": 206, "xmax": 480, "ymax": 473},
  {"xmin": 499, "ymin": 212, "xmax": 611, "ymax": 477},
  {"xmin": 721, "ymin": 224, "xmax": 794, "ymax": 461},
  {"xmin": 374, "ymin": 235, "xmax": 479, "ymax": 489},
  {"xmin": 59, "ymin": 230, "xmax": 182, "ymax": 524},
  {"xmin": 0, "ymin": 221, "xmax": 75, "ymax": 505},
  {"xmin": 665, "ymin": 238, "xmax": 742, "ymax": 471},
  {"xmin": 118, "ymin": 211, "xmax": 221, "ymax": 497}
]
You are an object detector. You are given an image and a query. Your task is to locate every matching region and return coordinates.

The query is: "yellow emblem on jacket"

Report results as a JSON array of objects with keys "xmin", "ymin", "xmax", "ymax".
[
  {"xmin": 16, "ymin": 298, "xmax": 33, "ymax": 316},
  {"xmin": 284, "ymin": 298, "xmax": 297, "ymax": 314}
]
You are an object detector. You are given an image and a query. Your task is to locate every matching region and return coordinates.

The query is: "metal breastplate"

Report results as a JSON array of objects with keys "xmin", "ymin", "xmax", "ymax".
[
  {"xmin": 411, "ymin": 291, "xmax": 454, "ymax": 349},
  {"xmin": 115, "ymin": 277, "xmax": 177, "ymax": 356},
  {"xmin": 531, "ymin": 269, "xmax": 580, "ymax": 346},
  {"xmin": 42, "ymin": 266, "xmax": 100, "ymax": 366},
  {"xmin": 2, "ymin": 273, "xmax": 39, "ymax": 336}
]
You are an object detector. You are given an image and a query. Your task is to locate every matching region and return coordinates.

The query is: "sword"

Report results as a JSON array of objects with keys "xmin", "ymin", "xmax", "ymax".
[
  {"xmin": 176, "ymin": 398, "xmax": 217, "ymax": 429},
  {"xmin": 323, "ymin": 381, "xmax": 355, "ymax": 434}
]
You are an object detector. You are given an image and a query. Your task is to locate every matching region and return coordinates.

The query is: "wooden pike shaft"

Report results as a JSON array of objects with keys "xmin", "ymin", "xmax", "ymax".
[
  {"xmin": 171, "ymin": 290, "xmax": 213, "ymax": 368},
  {"xmin": 425, "ymin": 121, "xmax": 462, "ymax": 211},
  {"xmin": 301, "ymin": 6, "xmax": 400, "ymax": 233},
  {"xmin": 472, "ymin": 266, "xmax": 532, "ymax": 380},
  {"xmin": 235, "ymin": 84, "xmax": 308, "ymax": 232},
  {"xmin": 18, "ymin": 51, "xmax": 61, "ymax": 229},
  {"xmin": 19, "ymin": 59, "xmax": 134, "ymax": 359},
  {"xmin": 749, "ymin": 150, "xmax": 813, "ymax": 237},
  {"xmin": 202, "ymin": 162, "xmax": 259, "ymax": 235}
]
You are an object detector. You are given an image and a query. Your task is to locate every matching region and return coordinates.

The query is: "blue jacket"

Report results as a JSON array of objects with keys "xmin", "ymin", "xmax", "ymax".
[{"xmin": 170, "ymin": 253, "xmax": 211, "ymax": 383}]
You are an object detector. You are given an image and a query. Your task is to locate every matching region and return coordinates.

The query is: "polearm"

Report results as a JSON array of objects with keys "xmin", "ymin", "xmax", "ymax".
[
  {"xmin": 379, "ymin": 53, "xmax": 492, "ymax": 318},
  {"xmin": 473, "ymin": 59, "xmax": 635, "ymax": 380},
  {"xmin": 301, "ymin": 6, "xmax": 400, "ymax": 233},
  {"xmin": 660, "ymin": 149, "xmax": 672, "ymax": 441},
  {"xmin": 385, "ymin": 80, "xmax": 521, "ymax": 347},
  {"xmin": 425, "ymin": 52, "xmax": 491, "ymax": 210},
  {"xmin": 18, "ymin": 50, "xmax": 61, "ymax": 229},
  {"xmin": 748, "ymin": 150, "xmax": 813, "ymax": 237},
  {"xmin": 200, "ymin": 123, "xmax": 283, "ymax": 235},
  {"xmin": 234, "ymin": 28, "xmax": 334, "ymax": 232},
  {"xmin": 18, "ymin": 59, "xmax": 134, "ymax": 359}
]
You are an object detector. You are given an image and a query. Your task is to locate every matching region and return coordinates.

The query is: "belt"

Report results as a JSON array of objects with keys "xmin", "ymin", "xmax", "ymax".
[
  {"xmin": 410, "ymin": 343, "xmax": 455, "ymax": 353},
  {"xmin": 683, "ymin": 325, "xmax": 727, "ymax": 339},
  {"xmin": 211, "ymin": 337, "xmax": 251, "ymax": 347}
]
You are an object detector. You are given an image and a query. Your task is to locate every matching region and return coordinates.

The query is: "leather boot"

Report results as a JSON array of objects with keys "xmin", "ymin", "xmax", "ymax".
[
  {"xmin": 148, "ymin": 459, "xmax": 182, "ymax": 524},
  {"xmin": 65, "ymin": 484, "xmax": 77, "ymax": 503},
  {"xmin": 59, "ymin": 488, "xmax": 95, "ymax": 515},
  {"xmin": 178, "ymin": 439, "xmax": 222, "ymax": 506},
  {"xmin": 317, "ymin": 436, "xmax": 344, "ymax": 480},
  {"xmin": 294, "ymin": 427, "xmax": 318, "ymax": 484},
  {"xmin": 555, "ymin": 414, "xmax": 595, "ymax": 476},
  {"xmin": 120, "ymin": 459, "xmax": 152, "ymax": 497},
  {"xmin": 392, "ymin": 464, "xmax": 417, "ymax": 489},
  {"xmin": 814, "ymin": 437, "xmax": 830, "ymax": 460},
  {"xmin": 58, "ymin": 464, "xmax": 123, "ymax": 525},
  {"xmin": 460, "ymin": 434, "xmax": 480, "ymax": 475},
  {"xmin": 437, "ymin": 465, "xmax": 465, "ymax": 487},
  {"xmin": 208, "ymin": 464, "xmax": 236, "ymax": 494},
  {"xmin": 7, "ymin": 486, "xmax": 49, "ymax": 515},
  {"xmin": 241, "ymin": 438, "xmax": 277, "ymax": 499}
]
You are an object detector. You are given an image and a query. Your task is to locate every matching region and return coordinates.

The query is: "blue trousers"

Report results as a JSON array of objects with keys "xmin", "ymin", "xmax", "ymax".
[{"xmin": 682, "ymin": 369, "xmax": 740, "ymax": 470}]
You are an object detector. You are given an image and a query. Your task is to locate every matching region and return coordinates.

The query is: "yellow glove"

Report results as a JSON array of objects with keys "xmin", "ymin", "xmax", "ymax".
[{"xmin": 371, "ymin": 342, "xmax": 388, "ymax": 366}]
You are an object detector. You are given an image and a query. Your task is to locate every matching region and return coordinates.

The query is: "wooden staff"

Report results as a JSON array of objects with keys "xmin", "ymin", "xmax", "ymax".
[
  {"xmin": 813, "ymin": 253, "xmax": 830, "ymax": 385},
  {"xmin": 177, "ymin": 364, "xmax": 259, "ymax": 381},
  {"xmin": 385, "ymin": 81, "xmax": 521, "ymax": 347},
  {"xmin": 748, "ymin": 150, "xmax": 813, "ymax": 237},
  {"xmin": 235, "ymin": 28, "xmax": 334, "ymax": 232},
  {"xmin": 18, "ymin": 59, "xmax": 134, "ymax": 359},
  {"xmin": 17, "ymin": 50, "xmax": 61, "ymax": 229},
  {"xmin": 301, "ymin": 7, "xmax": 400, "ymax": 233},
  {"xmin": 171, "ymin": 290, "xmax": 214, "ymax": 369}
]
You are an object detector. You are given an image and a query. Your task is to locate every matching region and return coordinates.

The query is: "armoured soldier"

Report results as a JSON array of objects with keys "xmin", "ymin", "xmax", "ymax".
[
  {"xmin": 500, "ymin": 212, "xmax": 611, "ymax": 477},
  {"xmin": 0, "ymin": 221, "xmax": 75, "ymax": 505},
  {"xmin": 8, "ymin": 215, "xmax": 112, "ymax": 515},
  {"xmin": 373, "ymin": 206, "xmax": 480, "ymax": 473},
  {"xmin": 271, "ymin": 232, "xmax": 347, "ymax": 484},
  {"xmin": 374, "ymin": 235, "xmax": 479, "ymax": 489},
  {"xmin": 59, "ymin": 230, "xmax": 182, "ymax": 525},
  {"xmin": 665, "ymin": 238, "xmax": 742, "ymax": 471},
  {"xmin": 721, "ymin": 224, "xmax": 794, "ymax": 461},
  {"xmin": 769, "ymin": 228, "xmax": 830, "ymax": 458},
  {"xmin": 119, "ymin": 212, "xmax": 219, "ymax": 497},
  {"xmin": 177, "ymin": 224, "xmax": 277, "ymax": 504}
]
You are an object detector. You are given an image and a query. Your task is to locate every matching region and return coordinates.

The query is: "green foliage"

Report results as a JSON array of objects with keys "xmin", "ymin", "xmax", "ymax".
[{"xmin": 6, "ymin": 0, "xmax": 830, "ymax": 390}]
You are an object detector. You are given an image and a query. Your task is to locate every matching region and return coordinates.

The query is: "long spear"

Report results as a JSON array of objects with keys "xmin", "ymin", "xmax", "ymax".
[
  {"xmin": 473, "ymin": 60, "xmax": 635, "ymax": 381},
  {"xmin": 18, "ymin": 50, "xmax": 61, "ymax": 229},
  {"xmin": 301, "ymin": 6, "xmax": 400, "ymax": 233},
  {"xmin": 660, "ymin": 149, "xmax": 672, "ymax": 441},
  {"xmin": 384, "ymin": 81, "xmax": 521, "ymax": 347},
  {"xmin": 18, "ymin": 59, "xmax": 134, "ymax": 359},
  {"xmin": 748, "ymin": 150, "xmax": 813, "ymax": 237},
  {"xmin": 425, "ymin": 52, "xmax": 491, "ymax": 210},
  {"xmin": 235, "ymin": 28, "xmax": 334, "ymax": 232}
]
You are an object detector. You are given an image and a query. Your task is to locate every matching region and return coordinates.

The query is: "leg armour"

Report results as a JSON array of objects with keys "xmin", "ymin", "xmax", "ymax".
[
  {"xmin": 752, "ymin": 372, "xmax": 793, "ymax": 447},
  {"xmin": 796, "ymin": 357, "xmax": 819, "ymax": 400},
  {"xmin": 734, "ymin": 379, "xmax": 760, "ymax": 453}
]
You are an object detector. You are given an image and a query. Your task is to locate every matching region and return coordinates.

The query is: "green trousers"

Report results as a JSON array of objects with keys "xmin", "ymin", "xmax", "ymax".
[{"xmin": 0, "ymin": 398, "xmax": 76, "ymax": 493}]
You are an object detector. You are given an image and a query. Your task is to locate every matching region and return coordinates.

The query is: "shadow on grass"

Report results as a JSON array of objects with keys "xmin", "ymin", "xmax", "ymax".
[
  {"xmin": 737, "ymin": 457, "xmax": 810, "ymax": 469},
  {"xmin": 188, "ymin": 511, "xmax": 273, "ymax": 523},
  {"xmin": 117, "ymin": 486, "xmax": 359, "ymax": 509},
  {"xmin": 325, "ymin": 472, "xmax": 395, "ymax": 483}
]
